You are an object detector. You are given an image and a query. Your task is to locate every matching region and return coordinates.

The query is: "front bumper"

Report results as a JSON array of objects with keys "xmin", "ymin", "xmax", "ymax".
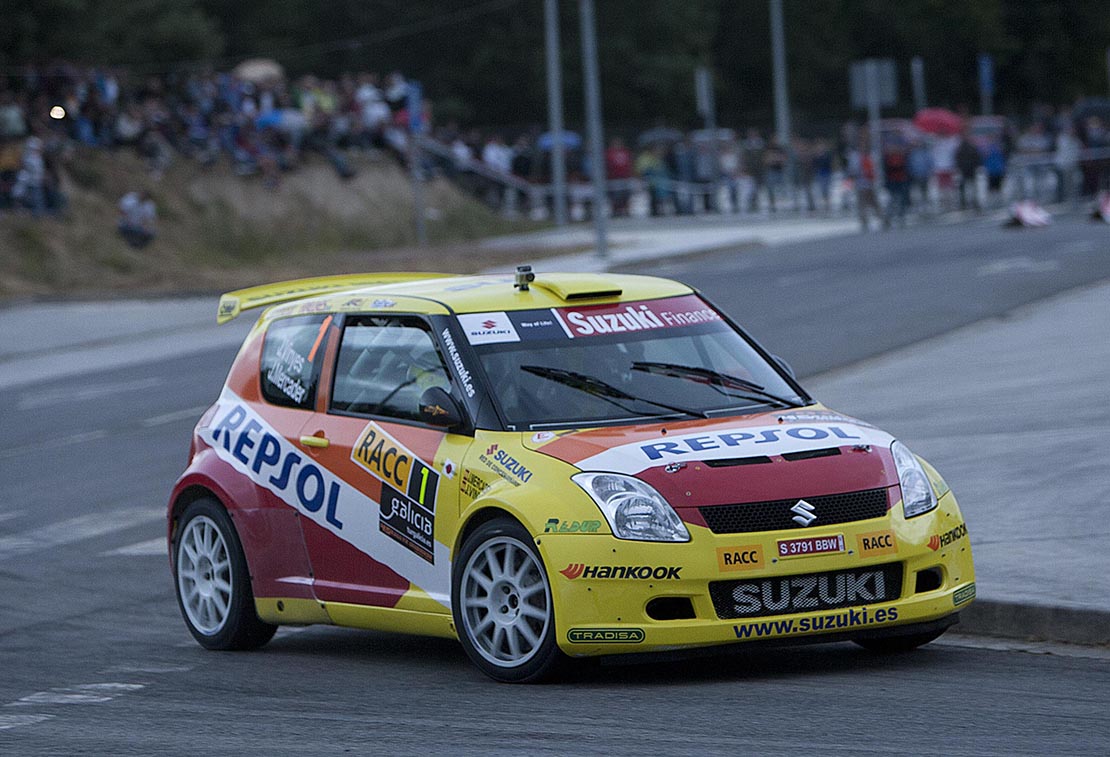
[{"xmin": 536, "ymin": 491, "xmax": 975, "ymax": 657}]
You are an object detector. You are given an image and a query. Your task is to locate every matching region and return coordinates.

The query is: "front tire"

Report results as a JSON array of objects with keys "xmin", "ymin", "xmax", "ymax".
[
  {"xmin": 173, "ymin": 498, "xmax": 276, "ymax": 651},
  {"xmin": 452, "ymin": 518, "xmax": 561, "ymax": 683}
]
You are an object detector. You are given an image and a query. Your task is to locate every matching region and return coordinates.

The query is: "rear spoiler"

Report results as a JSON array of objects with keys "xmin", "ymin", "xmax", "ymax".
[{"xmin": 216, "ymin": 273, "xmax": 456, "ymax": 324}]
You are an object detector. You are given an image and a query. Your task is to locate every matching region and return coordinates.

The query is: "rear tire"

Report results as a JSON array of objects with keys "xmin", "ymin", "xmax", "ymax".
[
  {"xmin": 853, "ymin": 628, "xmax": 945, "ymax": 653},
  {"xmin": 173, "ymin": 497, "xmax": 277, "ymax": 651},
  {"xmin": 452, "ymin": 518, "xmax": 561, "ymax": 683}
]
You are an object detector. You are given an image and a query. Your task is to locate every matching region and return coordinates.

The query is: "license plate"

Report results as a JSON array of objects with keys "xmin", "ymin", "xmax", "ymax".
[{"xmin": 777, "ymin": 534, "xmax": 845, "ymax": 558}]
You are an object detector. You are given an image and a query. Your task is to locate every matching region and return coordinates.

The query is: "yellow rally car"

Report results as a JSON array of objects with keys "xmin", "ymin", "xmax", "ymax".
[{"xmin": 168, "ymin": 268, "xmax": 975, "ymax": 682}]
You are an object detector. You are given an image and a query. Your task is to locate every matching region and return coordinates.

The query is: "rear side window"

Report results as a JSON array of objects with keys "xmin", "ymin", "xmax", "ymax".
[
  {"xmin": 260, "ymin": 315, "xmax": 332, "ymax": 410},
  {"xmin": 331, "ymin": 316, "xmax": 451, "ymax": 422}
]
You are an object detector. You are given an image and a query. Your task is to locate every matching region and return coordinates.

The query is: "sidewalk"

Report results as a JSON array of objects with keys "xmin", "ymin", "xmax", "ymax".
[
  {"xmin": 0, "ymin": 215, "xmax": 857, "ymax": 390},
  {"xmin": 807, "ymin": 280, "xmax": 1110, "ymax": 645},
  {"xmin": 2, "ymin": 215, "xmax": 1106, "ymax": 645},
  {"xmin": 481, "ymin": 214, "xmax": 860, "ymax": 272},
  {"xmin": 0, "ymin": 298, "xmax": 255, "ymax": 391}
]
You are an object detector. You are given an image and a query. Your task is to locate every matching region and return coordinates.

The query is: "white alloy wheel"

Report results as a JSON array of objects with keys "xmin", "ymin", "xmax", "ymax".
[
  {"xmin": 460, "ymin": 535, "xmax": 552, "ymax": 668},
  {"xmin": 177, "ymin": 514, "xmax": 233, "ymax": 635}
]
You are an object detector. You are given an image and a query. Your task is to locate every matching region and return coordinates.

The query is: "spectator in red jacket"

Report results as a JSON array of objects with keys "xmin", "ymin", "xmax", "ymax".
[{"xmin": 605, "ymin": 137, "xmax": 633, "ymax": 216}]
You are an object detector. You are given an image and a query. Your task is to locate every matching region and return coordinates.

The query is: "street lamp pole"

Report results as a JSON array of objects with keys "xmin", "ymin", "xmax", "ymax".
[
  {"xmin": 579, "ymin": 0, "xmax": 608, "ymax": 261},
  {"xmin": 544, "ymin": 0, "xmax": 568, "ymax": 226},
  {"xmin": 769, "ymin": 0, "xmax": 794, "ymax": 200}
]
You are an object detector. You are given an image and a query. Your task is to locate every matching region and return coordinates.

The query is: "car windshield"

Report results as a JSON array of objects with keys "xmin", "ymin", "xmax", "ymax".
[{"xmin": 461, "ymin": 295, "xmax": 805, "ymax": 429}]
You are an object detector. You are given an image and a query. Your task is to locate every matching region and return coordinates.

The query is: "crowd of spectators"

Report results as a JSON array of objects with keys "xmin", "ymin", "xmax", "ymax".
[
  {"xmin": 0, "ymin": 61, "xmax": 427, "ymax": 216},
  {"xmin": 439, "ymin": 102, "xmax": 1110, "ymax": 224},
  {"xmin": 3, "ymin": 59, "xmax": 1110, "ymax": 229}
]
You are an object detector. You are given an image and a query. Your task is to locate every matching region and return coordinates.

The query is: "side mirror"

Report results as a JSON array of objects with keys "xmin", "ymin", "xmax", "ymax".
[
  {"xmin": 419, "ymin": 386, "xmax": 464, "ymax": 429},
  {"xmin": 772, "ymin": 354, "xmax": 797, "ymax": 380}
]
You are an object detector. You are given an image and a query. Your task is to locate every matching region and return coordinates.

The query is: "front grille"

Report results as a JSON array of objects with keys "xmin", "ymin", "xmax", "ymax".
[
  {"xmin": 698, "ymin": 488, "xmax": 890, "ymax": 534},
  {"xmin": 710, "ymin": 562, "xmax": 904, "ymax": 619}
]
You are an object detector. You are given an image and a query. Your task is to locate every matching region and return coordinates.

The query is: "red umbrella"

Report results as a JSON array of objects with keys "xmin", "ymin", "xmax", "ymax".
[{"xmin": 913, "ymin": 108, "xmax": 964, "ymax": 136}]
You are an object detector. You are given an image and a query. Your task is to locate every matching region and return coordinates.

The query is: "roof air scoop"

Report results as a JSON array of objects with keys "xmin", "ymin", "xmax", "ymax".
[{"xmin": 531, "ymin": 273, "xmax": 623, "ymax": 301}]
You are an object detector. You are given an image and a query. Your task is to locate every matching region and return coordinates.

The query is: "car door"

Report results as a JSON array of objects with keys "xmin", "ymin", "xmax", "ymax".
[
  {"xmin": 239, "ymin": 313, "xmax": 334, "ymax": 601},
  {"xmin": 297, "ymin": 313, "xmax": 472, "ymax": 613}
]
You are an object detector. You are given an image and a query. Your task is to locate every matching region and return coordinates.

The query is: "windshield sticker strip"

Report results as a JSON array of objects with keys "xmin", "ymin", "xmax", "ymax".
[
  {"xmin": 200, "ymin": 389, "xmax": 450, "ymax": 604},
  {"xmin": 550, "ymin": 308, "xmax": 575, "ymax": 337},
  {"xmin": 458, "ymin": 312, "xmax": 520, "ymax": 345},
  {"xmin": 554, "ymin": 295, "xmax": 722, "ymax": 339}
]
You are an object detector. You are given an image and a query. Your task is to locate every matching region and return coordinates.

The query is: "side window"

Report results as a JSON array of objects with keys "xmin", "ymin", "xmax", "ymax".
[
  {"xmin": 331, "ymin": 317, "xmax": 451, "ymax": 422},
  {"xmin": 260, "ymin": 315, "xmax": 331, "ymax": 410}
]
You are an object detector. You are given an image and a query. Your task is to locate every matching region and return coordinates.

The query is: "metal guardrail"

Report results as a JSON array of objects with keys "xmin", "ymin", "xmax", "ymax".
[{"xmin": 418, "ymin": 136, "xmax": 1110, "ymax": 219}]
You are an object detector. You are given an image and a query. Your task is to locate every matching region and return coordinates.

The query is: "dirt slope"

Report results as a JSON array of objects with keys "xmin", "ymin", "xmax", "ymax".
[{"xmin": 0, "ymin": 148, "xmax": 543, "ymax": 300}]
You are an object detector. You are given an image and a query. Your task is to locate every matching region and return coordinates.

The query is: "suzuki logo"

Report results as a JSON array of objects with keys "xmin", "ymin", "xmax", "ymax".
[
  {"xmin": 482, "ymin": 320, "xmax": 497, "ymax": 329},
  {"xmin": 791, "ymin": 499, "xmax": 817, "ymax": 527},
  {"xmin": 486, "ymin": 443, "xmax": 498, "ymax": 456}
]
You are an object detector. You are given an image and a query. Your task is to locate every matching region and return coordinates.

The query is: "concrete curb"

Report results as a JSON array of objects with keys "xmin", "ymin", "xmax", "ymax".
[{"xmin": 959, "ymin": 600, "xmax": 1110, "ymax": 647}]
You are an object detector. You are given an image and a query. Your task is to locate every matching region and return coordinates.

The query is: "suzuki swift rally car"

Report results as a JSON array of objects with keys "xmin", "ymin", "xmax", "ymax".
[{"xmin": 168, "ymin": 269, "xmax": 975, "ymax": 682}]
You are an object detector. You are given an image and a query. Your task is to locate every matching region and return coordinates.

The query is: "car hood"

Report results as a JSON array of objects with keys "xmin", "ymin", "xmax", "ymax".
[{"xmin": 524, "ymin": 407, "xmax": 899, "ymax": 507}]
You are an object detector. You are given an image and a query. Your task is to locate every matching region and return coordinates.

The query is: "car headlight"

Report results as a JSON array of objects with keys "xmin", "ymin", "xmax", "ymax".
[
  {"xmin": 572, "ymin": 472, "xmax": 690, "ymax": 542},
  {"xmin": 891, "ymin": 441, "xmax": 937, "ymax": 518}
]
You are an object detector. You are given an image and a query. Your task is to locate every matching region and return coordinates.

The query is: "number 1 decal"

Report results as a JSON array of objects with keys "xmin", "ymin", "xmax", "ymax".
[{"xmin": 418, "ymin": 467, "xmax": 429, "ymax": 504}]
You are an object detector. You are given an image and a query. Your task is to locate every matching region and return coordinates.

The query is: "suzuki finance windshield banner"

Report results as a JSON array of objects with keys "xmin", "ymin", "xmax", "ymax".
[{"xmin": 459, "ymin": 295, "xmax": 722, "ymax": 345}]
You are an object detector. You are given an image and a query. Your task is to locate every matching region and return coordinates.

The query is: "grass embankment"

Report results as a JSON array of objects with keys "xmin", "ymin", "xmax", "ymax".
[{"xmin": 0, "ymin": 148, "xmax": 546, "ymax": 300}]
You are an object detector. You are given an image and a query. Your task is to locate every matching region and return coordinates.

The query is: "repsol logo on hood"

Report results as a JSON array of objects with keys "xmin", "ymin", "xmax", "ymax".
[{"xmin": 641, "ymin": 426, "xmax": 862, "ymax": 460}]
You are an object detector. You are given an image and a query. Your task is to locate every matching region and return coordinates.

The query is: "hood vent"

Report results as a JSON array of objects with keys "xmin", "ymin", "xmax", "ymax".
[
  {"xmin": 704, "ymin": 456, "xmax": 773, "ymax": 468},
  {"xmin": 782, "ymin": 447, "xmax": 841, "ymax": 462}
]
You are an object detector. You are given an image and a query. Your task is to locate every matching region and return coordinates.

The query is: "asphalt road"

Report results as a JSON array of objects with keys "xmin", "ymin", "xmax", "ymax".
[
  {"xmin": 2, "ymin": 214, "xmax": 1109, "ymax": 754},
  {"xmin": 637, "ymin": 213, "xmax": 1110, "ymax": 376}
]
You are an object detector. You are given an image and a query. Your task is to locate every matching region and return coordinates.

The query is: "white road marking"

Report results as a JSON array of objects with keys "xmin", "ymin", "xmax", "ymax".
[
  {"xmin": 1056, "ymin": 240, "xmax": 1094, "ymax": 255},
  {"xmin": 0, "ymin": 713, "xmax": 55, "ymax": 730},
  {"xmin": 103, "ymin": 538, "xmax": 166, "ymax": 557},
  {"xmin": 17, "ymin": 377, "xmax": 163, "ymax": 411},
  {"xmin": 0, "ymin": 429, "xmax": 109, "ymax": 461},
  {"xmin": 0, "ymin": 508, "xmax": 164, "ymax": 561},
  {"xmin": 977, "ymin": 256, "xmax": 1061, "ymax": 276},
  {"xmin": 0, "ymin": 510, "xmax": 23, "ymax": 525},
  {"xmin": 7, "ymin": 683, "xmax": 144, "ymax": 707},
  {"xmin": 101, "ymin": 664, "xmax": 193, "ymax": 674},
  {"xmin": 10, "ymin": 692, "xmax": 112, "ymax": 705},
  {"xmin": 140, "ymin": 405, "xmax": 209, "ymax": 428},
  {"xmin": 776, "ymin": 271, "xmax": 825, "ymax": 287}
]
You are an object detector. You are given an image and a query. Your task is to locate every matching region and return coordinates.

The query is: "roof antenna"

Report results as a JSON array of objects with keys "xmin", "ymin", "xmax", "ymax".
[{"xmin": 514, "ymin": 264, "xmax": 535, "ymax": 291}]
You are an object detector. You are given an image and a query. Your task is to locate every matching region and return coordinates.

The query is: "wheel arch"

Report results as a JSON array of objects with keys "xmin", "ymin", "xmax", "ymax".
[
  {"xmin": 168, "ymin": 483, "xmax": 232, "ymax": 568},
  {"xmin": 454, "ymin": 502, "xmax": 527, "ymax": 559}
]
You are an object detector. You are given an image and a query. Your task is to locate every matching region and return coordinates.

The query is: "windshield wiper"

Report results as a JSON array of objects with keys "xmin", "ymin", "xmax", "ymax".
[
  {"xmin": 631, "ymin": 361, "xmax": 803, "ymax": 408},
  {"xmin": 520, "ymin": 365, "xmax": 709, "ymax": 419}
]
